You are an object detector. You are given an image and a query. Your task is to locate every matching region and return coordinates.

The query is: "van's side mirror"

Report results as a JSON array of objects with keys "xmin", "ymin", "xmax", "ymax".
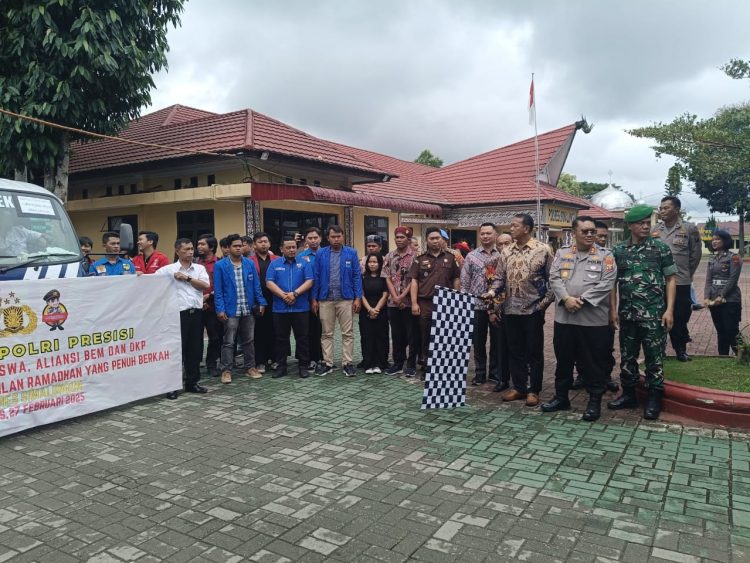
[{"xmin": 119, "ymin": 223, "xmax": 134, "ymax": 251}]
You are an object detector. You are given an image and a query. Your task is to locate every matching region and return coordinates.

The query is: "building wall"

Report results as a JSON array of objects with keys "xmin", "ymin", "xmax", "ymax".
[{"xmin": 70, "ymin": 200, "xmax": 245, "ymax": 252}]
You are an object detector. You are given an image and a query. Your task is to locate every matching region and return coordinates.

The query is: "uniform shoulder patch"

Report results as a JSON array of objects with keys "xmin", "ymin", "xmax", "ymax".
[
  {"xmin": 732, "ymin": 253, "xmax": 741, "ymax": 265},
  {"xmin": 604, "ymin": 255, "xmax": 615, "ymax": 272}
]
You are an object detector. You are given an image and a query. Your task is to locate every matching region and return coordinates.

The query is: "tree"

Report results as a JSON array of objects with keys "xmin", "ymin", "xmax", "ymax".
[
  {"xmin": 414, "ymin": 149, "xmax": 443, "ymax": 168},
  {"xmin": 664, "ymin": 164, "xmax": 683, "ymax": 197},
  {"xmin": 629, "ymin": 60, "xmax": 750, "ymax": 253},
  {"xmin": 0, "ymin": 0, "xmax": 185, "ymax": 201},
  {"xmin": 556, "ymin": 172, "xmax": 582, "ymax": 196}
]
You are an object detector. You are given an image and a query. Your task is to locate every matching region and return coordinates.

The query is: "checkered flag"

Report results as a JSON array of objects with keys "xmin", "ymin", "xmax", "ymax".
[{"xmin": 421, "ymin": 286, "xmax": 476, "ymax": 409}]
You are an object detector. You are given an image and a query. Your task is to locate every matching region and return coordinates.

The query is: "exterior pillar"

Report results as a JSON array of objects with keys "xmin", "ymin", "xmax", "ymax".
[
  {"xmin": 344, "ymin": 206, "xmax": 354, "ymax": 246},
  {"xmin": 244, "ymin": 198, "xmax": 261, "ymax": 235}
]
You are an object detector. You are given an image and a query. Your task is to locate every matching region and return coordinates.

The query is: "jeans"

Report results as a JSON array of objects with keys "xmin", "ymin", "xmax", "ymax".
[{"xmin": 221, "ymin": 314, "xmax": 255, "ymax": 372}]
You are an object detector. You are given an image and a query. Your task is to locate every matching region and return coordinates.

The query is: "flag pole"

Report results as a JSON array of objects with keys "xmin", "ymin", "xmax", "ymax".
[{"xmin": 532, "ymin": 73, "xmax": 541, "ymax": 240}]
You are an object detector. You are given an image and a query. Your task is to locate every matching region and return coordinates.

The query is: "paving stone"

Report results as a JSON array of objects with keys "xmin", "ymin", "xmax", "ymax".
[{"xmin": 0, "ymin": 281, "xmax": 743, "ymax": 563}]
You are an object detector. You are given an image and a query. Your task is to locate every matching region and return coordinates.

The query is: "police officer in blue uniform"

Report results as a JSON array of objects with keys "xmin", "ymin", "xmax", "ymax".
[{"xmin": 89, "ymin": 231, "xmax": 136, "ymax": 276}]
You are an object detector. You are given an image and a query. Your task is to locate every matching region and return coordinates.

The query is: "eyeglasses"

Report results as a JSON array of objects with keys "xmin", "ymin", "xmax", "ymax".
[{"xmin": 580, "ymin": 229, "xmax": 596, "ymax": 234}]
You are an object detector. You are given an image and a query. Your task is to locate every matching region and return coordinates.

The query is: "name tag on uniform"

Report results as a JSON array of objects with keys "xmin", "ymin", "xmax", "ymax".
[
  {"xmin": 275, "ymin": 267, "xmax": 285, "ymax": 271},
  {"xmin": 96, "ymin": 265, "xmax": 106, "ymax": 275}
]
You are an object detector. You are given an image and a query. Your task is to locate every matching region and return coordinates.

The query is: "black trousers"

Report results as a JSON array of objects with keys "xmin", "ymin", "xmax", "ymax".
[
  {"xmin": 472, "ymin": 310, "xmax": 498, "ymax": 381},
  {"xmin": 360, "ymin": 310, "xmax": 389, "ymax": 369},
  {"xmin": 669, "ymin": 285, "xmax": 693, "ymax": 353},
  {"xmin": 388, "ymin": 307, "xmax": 418, "ymax": 369},
  {"xmin": 553, "ymin": 322, "xmax": 610, "ymax": 398},
  {"xmin": 308, "ymin": 312, "xmax": 322, "ymax": 362},
  {"xmin": 180, "ymin": 308, "xmax": 204, "ymax": 387},
  {"xmin": 493, "ymin": 317, "xmax": 510, "ymax": 384},
  {"xmin": 273, "ymin": 312, "xmax": 310, "ymax": 370},
  {"xmin": 203, "ymin": 307, "xmax": 223, "ymax": 371},
  {"xmin": 254, "ymin": 303, "xmax": 275, "ymax": 365},
  {"xmin": 710, "ymin": 302, "xmax": 742, "ymax": 355},
  {"xmin": 504, "ymin": 312, "xmax": 545, "ymax": 394},
  {"xmin": 418, "ymin": 299, "xmax": 434, "ymax": 368}
]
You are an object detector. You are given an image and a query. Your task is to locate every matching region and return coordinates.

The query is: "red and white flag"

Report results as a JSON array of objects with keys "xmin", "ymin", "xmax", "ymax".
[{"xmin": 528, "ymin": 77, "xmax": 536, "ymax": 125}]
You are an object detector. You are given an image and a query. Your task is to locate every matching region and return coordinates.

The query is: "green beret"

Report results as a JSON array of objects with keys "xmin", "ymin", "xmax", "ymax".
[{"xmin": 624, "ymin": 204, "xmax": 654, "ymax": 223}]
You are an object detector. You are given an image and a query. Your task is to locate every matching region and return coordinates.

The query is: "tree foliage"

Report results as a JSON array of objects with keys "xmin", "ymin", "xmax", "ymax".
[
  {"xmin": 664, "ymin": 164, "xmax": 683, "ymax": 196},
  {"xmin": 0, "ymin": 0, "xmax": 184, "ymax": 200},
  {"xmin": 557, "ymin": 173, "xmax": 619, "ymax": 199},
  {"xmin": 414, "ymin": 149, "xmax": 443, "ymax": 168},
  {"xmin": 629, "ymin": 60, "xmax": 750, "ymax": 217},
  {"xmin": 556, "ymin": 172, "xmax": 581, "ymax": 196}
]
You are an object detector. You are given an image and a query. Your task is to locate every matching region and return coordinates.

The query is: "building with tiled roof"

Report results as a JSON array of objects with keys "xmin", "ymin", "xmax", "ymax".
[{"xmin": 65, "ymin": 104, "xmax": 617, "ymax": 254}]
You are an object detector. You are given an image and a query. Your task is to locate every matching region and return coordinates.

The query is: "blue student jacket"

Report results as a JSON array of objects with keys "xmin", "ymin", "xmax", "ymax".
[
  {"xmin": 312, "ymin": 245, "xmax": 363, "ymax": 300},
  {"xmin": 214, "ymin": 256, "xmax": 267, "ymax": 316},
  {"xmin": 266, "ymin": 256, "xmax": 313, "ymax": 313}
]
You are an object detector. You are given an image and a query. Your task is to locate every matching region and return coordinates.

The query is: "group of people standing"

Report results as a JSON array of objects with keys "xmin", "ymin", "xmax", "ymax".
[{"xmin": 78, "ymin": 193, "xmax": 742, "ymax": 415}]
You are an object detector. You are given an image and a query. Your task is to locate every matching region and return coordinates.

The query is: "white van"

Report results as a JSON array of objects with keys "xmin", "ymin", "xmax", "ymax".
[{"xmin": 0, "ymin": 178, "xmax": 84, "ymax": 280}]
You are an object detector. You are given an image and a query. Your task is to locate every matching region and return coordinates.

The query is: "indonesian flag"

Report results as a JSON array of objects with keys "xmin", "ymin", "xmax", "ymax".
[{"xmin": 528, "ymin": 77, "xmax": 536, "ymax": 125}]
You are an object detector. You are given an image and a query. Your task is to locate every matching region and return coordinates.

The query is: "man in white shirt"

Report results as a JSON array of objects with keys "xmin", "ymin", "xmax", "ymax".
[{"xmin": 159, "ymin": 238, "xmax": 210, "ymax": 399}]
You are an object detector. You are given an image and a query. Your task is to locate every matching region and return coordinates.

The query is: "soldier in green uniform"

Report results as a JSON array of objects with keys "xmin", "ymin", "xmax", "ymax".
[{"xmin": 608, "ymin": 204, "xmax": 677, "ymax": 420}]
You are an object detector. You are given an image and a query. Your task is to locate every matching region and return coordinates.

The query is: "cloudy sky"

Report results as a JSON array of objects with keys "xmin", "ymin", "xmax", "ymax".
[{"xmin": 149, "ymin": 0, "xmax": 750, "ymax": 221}]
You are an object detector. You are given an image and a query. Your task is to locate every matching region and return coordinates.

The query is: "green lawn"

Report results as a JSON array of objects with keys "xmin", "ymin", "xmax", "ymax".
[{"xmin": 661, "ymin": 356, "xmax": 750, "ymax": 393}]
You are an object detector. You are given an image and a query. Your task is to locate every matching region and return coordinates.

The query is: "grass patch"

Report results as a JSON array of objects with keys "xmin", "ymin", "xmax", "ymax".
[{"xmin": 661, "ymin": 357, "xmax": 750, "ymax": 393}]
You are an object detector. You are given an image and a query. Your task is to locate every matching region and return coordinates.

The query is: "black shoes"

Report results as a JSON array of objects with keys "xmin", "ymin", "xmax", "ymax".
[
  {"xmin": 582, "ymin": 394, "xmax": 603, "ymax": 422},
  {"xmin": 165, "ymin": 391, "xmax": 179, "ymax": 400},
  {"xmin": 606, "ymin": 380, "xmax": 620, "ymax": 393},
  {"xmin": 472, "ymin": 377, "xmax": 486, "ymax": 386},
  {"xmin": 185, "ymin": 384, "xmax": 208, "ymax": 394},
  {"xmin": 607, "ymin": 386, "xmax": 638, "ymax": 410},
  {"xmin": 299, "ymin": 371, "xmax": 309, "ymax": 379},
  {"xmin": 272, "ymin": 367, "xmax": 288, "ymax": 379},
  {"xmin": 541, "ymin": 397, "xmax": 571, "ymax": 412},
  {"xmin": 676, "ymin": 351, "xmax": 692, "ymax": 362},
  {"xmin": 493, "ymin": 381, "xmax": 510, "ymax": 393},
  {"xmin": 644, "ymin": 389, "xmax": 664, "ymax": 420},
  {"xmin": 315, "ymin": 363, "xmax": 334, "ymax": 376}
]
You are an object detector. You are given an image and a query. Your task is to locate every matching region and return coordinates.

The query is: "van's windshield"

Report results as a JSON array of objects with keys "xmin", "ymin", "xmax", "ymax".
[{"xmin": 0, "ymin": 190, "xmax": 81, "ymax": 267}]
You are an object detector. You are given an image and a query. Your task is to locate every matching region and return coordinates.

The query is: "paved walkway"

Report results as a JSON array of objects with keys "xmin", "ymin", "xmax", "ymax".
[{"xmin": 0, "ymin": 261, "xmax": 748, "ymax": 562}]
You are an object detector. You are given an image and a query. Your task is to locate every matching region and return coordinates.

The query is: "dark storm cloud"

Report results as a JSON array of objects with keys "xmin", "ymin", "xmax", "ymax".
[{"xmin": 150, "ymin": 0, "xmax": 750, "ymax": 218}]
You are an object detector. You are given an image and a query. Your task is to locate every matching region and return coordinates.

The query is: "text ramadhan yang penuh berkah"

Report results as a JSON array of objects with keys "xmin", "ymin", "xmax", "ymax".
[{"xmin": 0, "ymin": 276, "xmax": 181, "ymax": 436}]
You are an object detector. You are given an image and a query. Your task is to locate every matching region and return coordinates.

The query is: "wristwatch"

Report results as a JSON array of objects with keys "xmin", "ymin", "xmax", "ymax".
[
  {"xmin": 186, "ymin": 276, "xmax": 192, "ymax": 283},
  {"xmin": 293, "ymin": 290, "xmax": 299, "ymax": 298}
]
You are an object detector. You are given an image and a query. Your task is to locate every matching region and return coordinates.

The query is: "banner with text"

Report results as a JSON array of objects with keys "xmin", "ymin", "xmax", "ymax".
[{"xmin": 0, "ymin": 275, "xmax": 182, "ymax": 437}]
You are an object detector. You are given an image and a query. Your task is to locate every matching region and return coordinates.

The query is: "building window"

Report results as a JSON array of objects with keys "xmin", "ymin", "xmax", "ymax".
[
  {"xmin": 130, "ymin": 184, "xmax": 137, "ymax": 194},
  {"xmin": 82, "ymin": 189, "xmax": 89, "ymax": 199},
  {"xmin": 118, "ymin": 185, "xmax": 125, "ymax": 195},
  {"xmin": 450, "ymin": 229, "xmax": 477, "ymax": 250},
  {"xmin": 105, "ymin": 185, "xmax": 112, "ymax": 197},
  {"xmin": 263, "ymin": 209, "xmax": 339, "ymax": 249},
  {"xmin": 207, "ymin": 174, "xmax": 216, "ymax": 185},
  {"xmin": 365, "ymin": 215, "xmax": 389, "ymax": 254},
  {"xmin": 107, "ymin": 214, "xmax": 138, "ymax": 243},
  {"xmin": 313, "ymin": 180, "xmax": 321, "ymax": 187},
  {"xmin": 285, "ymin": 176, "xmax": 293, "ymax": 184},
  {"xmin": 176, "ymin": 209, "xmax": 215, "ymax": 244},
  {"xmin": 299, "ymin": 178, "xmax": 307, "ymax": 185},
  {"xmin": 174, "ymin": 178, "xmax": 182, "ymax": 189},
  {"xmin": 189, "ymin": 176, "xmax": 198, "ymax": 188}
]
